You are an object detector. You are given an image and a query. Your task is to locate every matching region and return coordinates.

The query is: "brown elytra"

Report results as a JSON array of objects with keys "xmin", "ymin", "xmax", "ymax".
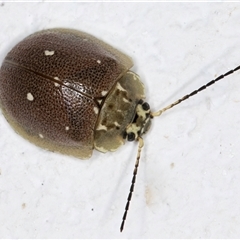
[{"xmin": 0, "ymin": 28, "xmax": 148, "ymax": 159}]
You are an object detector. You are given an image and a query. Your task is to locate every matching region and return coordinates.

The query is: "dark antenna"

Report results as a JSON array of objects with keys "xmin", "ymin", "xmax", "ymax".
[
  {"xmin": 120, "ymin": 137, "xmax": 144, "ymax": 232},
  {"xmin": 120, "ymin": 64, "xmax": 240, "ymax": 232},
  {"xmin": 151, "ymin": 65, "xmax": 240, "ymax": 117}
]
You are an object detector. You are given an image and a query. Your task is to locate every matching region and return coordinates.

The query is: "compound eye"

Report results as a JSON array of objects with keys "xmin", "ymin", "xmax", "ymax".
[
  {"xmin": 142, "ymin": 102, "xmax": 150, "ymax": 111},
  {"xmin": 127, "ymin": 132, "xmax": 135, "ymax": 141}
]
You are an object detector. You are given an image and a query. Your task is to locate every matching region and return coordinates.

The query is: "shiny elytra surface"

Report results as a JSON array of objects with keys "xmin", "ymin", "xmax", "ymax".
[{"xmin": 0, "ymin": 28, "xmax": 133, "ymax": 158}]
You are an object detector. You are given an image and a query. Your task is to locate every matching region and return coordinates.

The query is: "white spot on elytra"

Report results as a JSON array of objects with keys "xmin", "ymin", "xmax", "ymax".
[
  {"xmin": 94, "ymin": 107, "xmax": 99, "ymax": 114},
  {"xmin": 97, "ymin": 99, "xmax": 103, "ymax": 105},
  {"xmin": 39, "ymin": 133, "xmax": 44, "ymax": 138},
  {"xmin": 101, "ymin": 90, "xmax": 107, "ymax": 96},
  {"xmin": 44, "ymin": 50, "xmax": 54, "ymax": 56},
  {"xmin": 54, "ymin": 77, "xmax": 60, "ymax": 87},
  {"xmin": 97, "ymin": 60, "xmax": 101, "ymax": 64},
  {"xmin": 65, "ymin": 126, "xmax": 70, "ymax": 131},
  {"xmin": 123, "ymin": 97, "xmax": 129, "ymax": 103},
  {"xmin": 27, "ymin": 93, "xmax": 34, "ymax": 101}
]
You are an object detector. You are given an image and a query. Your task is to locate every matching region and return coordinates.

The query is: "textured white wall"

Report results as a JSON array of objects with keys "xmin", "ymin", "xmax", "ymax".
[{"xmin": 0, "ymin": 2, "xmax": 240, "ymax": 238}]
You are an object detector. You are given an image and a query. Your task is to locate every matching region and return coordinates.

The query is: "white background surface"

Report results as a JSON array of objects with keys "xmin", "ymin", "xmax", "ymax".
[{"xmin": 0, "ymin": 2, "xmax": 240, "ymax": 238}]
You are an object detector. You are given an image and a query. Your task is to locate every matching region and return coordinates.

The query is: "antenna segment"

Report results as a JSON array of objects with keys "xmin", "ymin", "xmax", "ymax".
[
  {"xmin": 120, "ymin": 64, "xmax": 240, "ymax": 232},
  {"xmin": 152, "ymin": 65, "xmax": 240, "ymax": 117},
  {"xmin": 120, "ymin": 137, "xmax": 144, "ymax": 232}
]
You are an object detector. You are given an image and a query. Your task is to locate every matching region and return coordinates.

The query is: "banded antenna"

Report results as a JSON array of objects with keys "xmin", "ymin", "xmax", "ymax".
[{"xmin": 120, "ymin": 64, "xmax": 240, "ymax": 232}]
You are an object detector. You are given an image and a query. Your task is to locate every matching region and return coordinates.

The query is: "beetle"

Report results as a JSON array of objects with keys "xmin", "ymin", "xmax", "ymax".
[
  {"xmin": 0, "ymin": 28, "xmax": 239, "ymax": 232},
  {"xmin": 0, "ymin": 28, "xmax": 149, "ymax": 159}
]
